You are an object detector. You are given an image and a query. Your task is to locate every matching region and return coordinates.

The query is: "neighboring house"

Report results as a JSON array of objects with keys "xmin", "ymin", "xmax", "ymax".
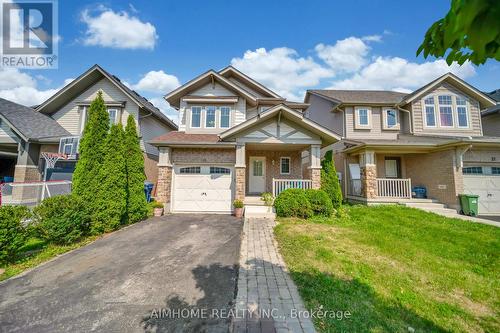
[
  {"xmin": 305, "ymin": 73, "xmax": 500, "ymax": 215},
  {"xmin": 481, "ymin": 89, "xmax": 500, "ymax": 137},
  {"xmin": 0, "ymin": 64, "xmax": 177, "ymax": 188},
  {"xmin": 150, "ymin": 66, "xmax": 340, "ymax": 213}
]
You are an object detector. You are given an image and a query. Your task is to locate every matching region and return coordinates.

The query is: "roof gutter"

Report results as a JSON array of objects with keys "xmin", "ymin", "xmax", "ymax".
[{"xmin": 396, "ymin": 104, "xmax": 413, "ymax": 134}]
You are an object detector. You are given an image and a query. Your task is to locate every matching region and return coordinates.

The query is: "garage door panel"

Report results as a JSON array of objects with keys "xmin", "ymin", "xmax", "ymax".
[
  {"xmin": 463, "ymin": 175, "xmax": 500, "ymax": 215},
  {"xmin": 173, "ymin": 166, "xmax": 234, "ymax": 213}
]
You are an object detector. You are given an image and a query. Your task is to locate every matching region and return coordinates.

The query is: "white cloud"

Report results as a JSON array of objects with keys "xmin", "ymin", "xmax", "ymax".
[
  {"xmin": 328, "ymin": 57, "xmax": 476, "ymax": 90},
  {"xmin": 315, "ymin": 36, "xmax": 378, "ymax": 74},
  {"xmin": 0, "ymin": 69, "xmax": 72, "ymax": 106},
  {"xmin": 148, "ymin": 97, "xmax": 178, "ymax": 125},
  {"xmin": 230, "ymin": 47, "xmax": 332, "ymax": 100},
  {"xmin": 80, "ymin": 6, "xmax": 157, "ymax": 49},
  {"xmin": 130, "ymin": 70, "xmax": 180, "ymax": 93}
]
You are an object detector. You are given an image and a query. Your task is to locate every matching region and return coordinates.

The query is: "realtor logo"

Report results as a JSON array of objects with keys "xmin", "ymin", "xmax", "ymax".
[{"xmin": 1, "ymin": 0, "xmax": 58, "ymax": 68}]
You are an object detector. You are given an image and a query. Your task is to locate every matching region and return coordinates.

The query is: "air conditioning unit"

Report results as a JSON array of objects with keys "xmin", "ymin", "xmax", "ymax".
[{"xmin": 58, "ymin": 136, "xmax": 80, "ymax": 159}]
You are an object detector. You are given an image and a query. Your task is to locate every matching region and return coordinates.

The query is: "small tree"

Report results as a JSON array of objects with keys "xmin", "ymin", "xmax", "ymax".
[
  {"xmin": 320, "ymin": 150, "xmax": 342, "ymax": 209},
  {"xmin": 92, "ymin": 124, "xmax": 127, "ymax": 233},
  {"xmin": 73, "ymin": 91, "xmax": 109, "ymax": 204},
  {"xmin": 124, "ymin": 115, "xmax": 148, "ymax": 223}
]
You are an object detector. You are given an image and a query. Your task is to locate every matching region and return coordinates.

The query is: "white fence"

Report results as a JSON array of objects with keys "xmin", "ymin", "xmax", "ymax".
[
  {"xmin": 376, "ymin": 178, "xmax": 412, "ymax": 199},
  {"xmin": 0, "ymin": 180, "xmax": 72, "ymax": 207},
  {"xmin": 272, "ymin": 179, "xmax": 313, "ymax": 197}
]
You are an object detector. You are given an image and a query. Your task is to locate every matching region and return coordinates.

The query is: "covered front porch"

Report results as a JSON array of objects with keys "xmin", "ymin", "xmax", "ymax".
[{"xmin": 220, "ymin": 104, "xmax": 340, "ymax": 201}]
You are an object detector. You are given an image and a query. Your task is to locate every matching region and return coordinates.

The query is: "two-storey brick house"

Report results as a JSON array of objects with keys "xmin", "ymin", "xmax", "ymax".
[{"xmin": 305, "ymin": 73, "xmax": 500, "ymax": 215}]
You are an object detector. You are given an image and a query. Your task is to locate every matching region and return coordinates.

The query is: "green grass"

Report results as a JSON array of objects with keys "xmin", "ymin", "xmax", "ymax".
[
  {"xmin": 0, "ymin": 236, "xmax": 99, "ymax": 281},
  {"xmin": 274, "ymin": 205, "xmax": 500, "ymax": 332}
]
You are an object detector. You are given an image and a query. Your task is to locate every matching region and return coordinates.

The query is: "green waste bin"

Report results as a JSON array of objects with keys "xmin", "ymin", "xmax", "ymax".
[{"xmin": 459, "ymin": 194, "xmax": 479, "ymax": 216}]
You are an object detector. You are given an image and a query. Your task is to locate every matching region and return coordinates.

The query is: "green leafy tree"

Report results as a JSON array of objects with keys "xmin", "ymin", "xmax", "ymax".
[
  {"xmin": 417, "ymin": 0, "xmax": 500, "ymax": 65},
  {"xmin": 124, "ymin": 115, "xmax": 148, "ymax": 223},
  {"xmin": 320, "ymin": 150, "xmax": 342, "ymax": 209},
  {"xmin": 92, "ymin": 124, "xmax": 127, "ymax": 233},
  {"xmin": 72, "ymin": 91, "xmax": 109, "ymax": 204}
]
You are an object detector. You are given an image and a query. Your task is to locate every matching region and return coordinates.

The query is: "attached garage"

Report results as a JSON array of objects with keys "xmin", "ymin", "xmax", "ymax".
[
  {"xmin": 463, "ymin": 166, "xmax": 500, "ymax": 215},
  {"xmin": 172, "ymin": 165, "xmax": 234, "ymax": 213}
]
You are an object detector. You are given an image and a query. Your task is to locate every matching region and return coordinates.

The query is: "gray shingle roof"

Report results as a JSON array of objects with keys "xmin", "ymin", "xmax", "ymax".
[
  {"xmin": 488, "ymin": 89, "xmax": 500, "ymax": 102},
  {"xmin": 309, "ymin": 90, "xmax": 407, "ymax": 104},
  {"xmin": 0, "ymin": 98, "xmax": 70, "ymax": 141}
]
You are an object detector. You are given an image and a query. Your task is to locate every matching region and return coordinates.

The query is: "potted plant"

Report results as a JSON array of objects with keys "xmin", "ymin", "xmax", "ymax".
[
  {"xmin": 151, "ymin": 201, "xmax": 164, "ymax": 217},
  {"xmin": 233, "ymin": 199, "xmax": 244, "ymax": 218},
  {"xmin": 261, "ymin": 192, "xmax": 274, "ymax": 212}
]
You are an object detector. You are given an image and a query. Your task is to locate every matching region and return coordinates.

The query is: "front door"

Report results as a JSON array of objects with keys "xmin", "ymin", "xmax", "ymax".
[{"xmin": 249, "ymin": 156, "xmax": 266, "ymax": 194}]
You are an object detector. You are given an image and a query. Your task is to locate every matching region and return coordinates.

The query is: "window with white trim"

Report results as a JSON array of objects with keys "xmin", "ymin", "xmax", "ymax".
[
  {"xmin": 384, "ymin": 109, "xmax": 398, "ymax": 128},
  {"xmin": 206, "ymin": 106, "xmax": 216, "ymax": 128},
  {"xmin": 220, "ymin": 107, "xmax": 230, "ymax": 128},
  {"xmin": 424, "ymin": 97, "xmax": 436, "ymax": 127},
  {"xmin": 355, "ymin": 107, "xmax": 370, "ymax": 128},
  {"xmin": 191, "ymin": 106, "xmax": 201, "ymax": 128},
  {"xmin": 456, "ymin": 97, "xmax": 468, "ymax": 127},
  {"xmin": 179, "ymin": 166, "xmax": 201, "ymax": 174},
  {"xmin": 438, "ymin": 95, "xmax": 453, "ymax": 127},
  {"xmin": 107, "ymin": 108, "xmax": 118, "ymax": 126},
  {"xmin": 280, "ymin": 157, "xmax": 290, "ymax": 174}
]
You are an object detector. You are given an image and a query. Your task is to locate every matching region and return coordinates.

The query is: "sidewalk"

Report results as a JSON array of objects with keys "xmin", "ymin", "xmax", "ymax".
[{"xmin": 232, "ymin": 218, "xmax": 316, "ymax": 333}]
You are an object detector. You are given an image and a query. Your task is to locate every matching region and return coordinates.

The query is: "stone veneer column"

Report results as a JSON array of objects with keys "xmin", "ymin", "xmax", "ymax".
[
  {"xmin": 308, "ymin": 144, "xmax": 322, "ymax": 189},
  {"xmin": 360, "ymin": 150, "xmax": 377, "ymax": 199},
  {"xmin": 308, "ymin": 168, "xmax": 321, "ymax": 189},
  {"xmin": 235, "ymin": 167, "xmax": 246, "ymax": 201},
  {"xmin": 156, "ymin": 147, "xmax": 173, "ymax": 211}
]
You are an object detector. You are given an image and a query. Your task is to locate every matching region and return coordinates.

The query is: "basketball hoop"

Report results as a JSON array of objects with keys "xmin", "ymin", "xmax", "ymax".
[{"xmin": 41, "ymin": 152, "xmax": 68, "ymax": 170}]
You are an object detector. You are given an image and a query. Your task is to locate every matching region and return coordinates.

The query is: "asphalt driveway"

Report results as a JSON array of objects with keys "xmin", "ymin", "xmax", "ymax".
[{"xmin": 0, "ymin": 214, "xmax": 243, "ymax": 333}]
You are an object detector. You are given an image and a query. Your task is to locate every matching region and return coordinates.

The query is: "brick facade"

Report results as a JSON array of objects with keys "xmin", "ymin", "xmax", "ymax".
[
  {"xmin": 156, "ymin": 166, "xmax": 172, "ymax": 208},
  {"xmin": 172, "ymin": 148, "xmax": 236, "ymax": 164},
  {"xmin": 13, "ymin": 165, "xmax": 41, "ymax": 182},
  {"xmin": 405, "ymin": 149, "xmax": 462, "ymax": 209},
  {"xmin": 246, "ymin": 150, "xmax": 302, "ymax": 193}
]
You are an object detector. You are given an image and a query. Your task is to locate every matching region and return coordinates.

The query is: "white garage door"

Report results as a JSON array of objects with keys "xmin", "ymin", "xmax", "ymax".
[
  {"xmin": 173, "ymin": 165, "xmax": 234, "ymax": 213},
  {"xmin": 463, "ymin": 166, "xmax": 500, "ymax": 215}
]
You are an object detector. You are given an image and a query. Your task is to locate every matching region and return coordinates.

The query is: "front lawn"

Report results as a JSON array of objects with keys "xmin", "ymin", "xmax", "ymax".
[{"xmin": 274, "ymin": 205, "xmax": 500, "ymax": 332}]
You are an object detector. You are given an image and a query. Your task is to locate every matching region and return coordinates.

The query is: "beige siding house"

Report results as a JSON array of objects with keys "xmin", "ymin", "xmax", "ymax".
[
  {"xmin": 151, "ymin": 66, "xmax": 338, "ymax": 214},
  {"xmin": 305, "ymin": 73, "xmax": 500, "ymax": 215},
  {"xmin": 1, "ymin": 65, "xmax": 177, "ymax": 188}
]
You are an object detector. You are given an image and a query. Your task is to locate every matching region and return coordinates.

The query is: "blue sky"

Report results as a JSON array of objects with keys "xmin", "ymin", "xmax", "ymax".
[{"xmin": 1, "ymin": 0, "xmax": 499, "ymax": 122}]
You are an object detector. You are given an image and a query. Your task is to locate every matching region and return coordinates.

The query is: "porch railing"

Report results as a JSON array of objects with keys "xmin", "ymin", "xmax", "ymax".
[
  {"xmin": 376, "ymin": 178, "xmax": 412, "ymax": 199},
  {"xmin": 272, "ymin": 178, "xmax": 313, "ymax": 197}
]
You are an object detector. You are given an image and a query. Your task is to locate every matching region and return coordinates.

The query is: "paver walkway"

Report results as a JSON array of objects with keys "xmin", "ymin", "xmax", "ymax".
[{"xmin": 232, "ymin": 218, "xmax": 316, "ymax": 333}]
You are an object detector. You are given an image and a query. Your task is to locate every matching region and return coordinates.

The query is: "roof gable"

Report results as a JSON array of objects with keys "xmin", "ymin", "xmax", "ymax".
[
  {"xmin": 401, "ymin": 73, "xmax": 496, "ymax": 107},
  {"xmin": 218, "ymin": 66, "xmax": 282, "ymax": 99},
  {"xmin": 164, "ymin": 70, "xmax": 258, "ymax": 109},
  {"xmin": 220, "ymin": 104, "xmax": 341, "ymax": 146},
  {"xmin": 36, "ymin": 65, "xmax": 177, "ymax": 130}
]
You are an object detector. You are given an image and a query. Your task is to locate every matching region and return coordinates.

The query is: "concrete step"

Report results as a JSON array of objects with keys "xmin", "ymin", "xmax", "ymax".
[
  {"xmin": 419, "ymin": 208, "xmax": 459, "ymax": 215},
  {"xmin": 404, "ymin": 202, "xmax": 446, "ymax": 210},
  {"xmin": 244, "ymin": 196, "xmax": 265, "ymax": 206},
  {"xmin": 399, "ymin": 198, "xmax": 439, "ymax": 204},
  {"xmin": 244, "ymin": 205, "xmax": 275, "ymax": 218}
]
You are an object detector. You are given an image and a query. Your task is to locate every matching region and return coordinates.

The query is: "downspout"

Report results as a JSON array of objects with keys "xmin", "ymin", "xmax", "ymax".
[{"xmin": 396, "ymin": 104, "xmax": 413, "ymax": 134}]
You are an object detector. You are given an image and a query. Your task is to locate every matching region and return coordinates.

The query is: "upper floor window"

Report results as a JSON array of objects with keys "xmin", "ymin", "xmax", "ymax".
[
  {"xmin": 206, "ymin": 106, "xmax": 216, "ymax": 128},
  {"xmin": 424, "ymin": 97, "xmax": 436, "ymax": 127},
  {"xmin": 383, "ymin": 108, "xmax": 398, "ymax": 129},
  {"xmin": 220, "ymin": 107, "xmax": 230, "ymax": 128},
  {"xmin": 355, "ymin": 107, "xmax": 371, "ymax": 128},
  {"xmin": 438, "ymin": 95, "xmax": 453, "ymax": 127},
  {"xmin": 456, "ymin": 97, "xmax": 468, "ymax": 127},
  {"xmin": 191, "ymin": 106, "xmax": 201, "ymax": 128},
  {"xmin": 280, "ymin": 157, "xmax": 290, "ymax": 174},
  {"xmin": 107, "ymin": 108, "xmax": 118, "ymax": 127}
]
